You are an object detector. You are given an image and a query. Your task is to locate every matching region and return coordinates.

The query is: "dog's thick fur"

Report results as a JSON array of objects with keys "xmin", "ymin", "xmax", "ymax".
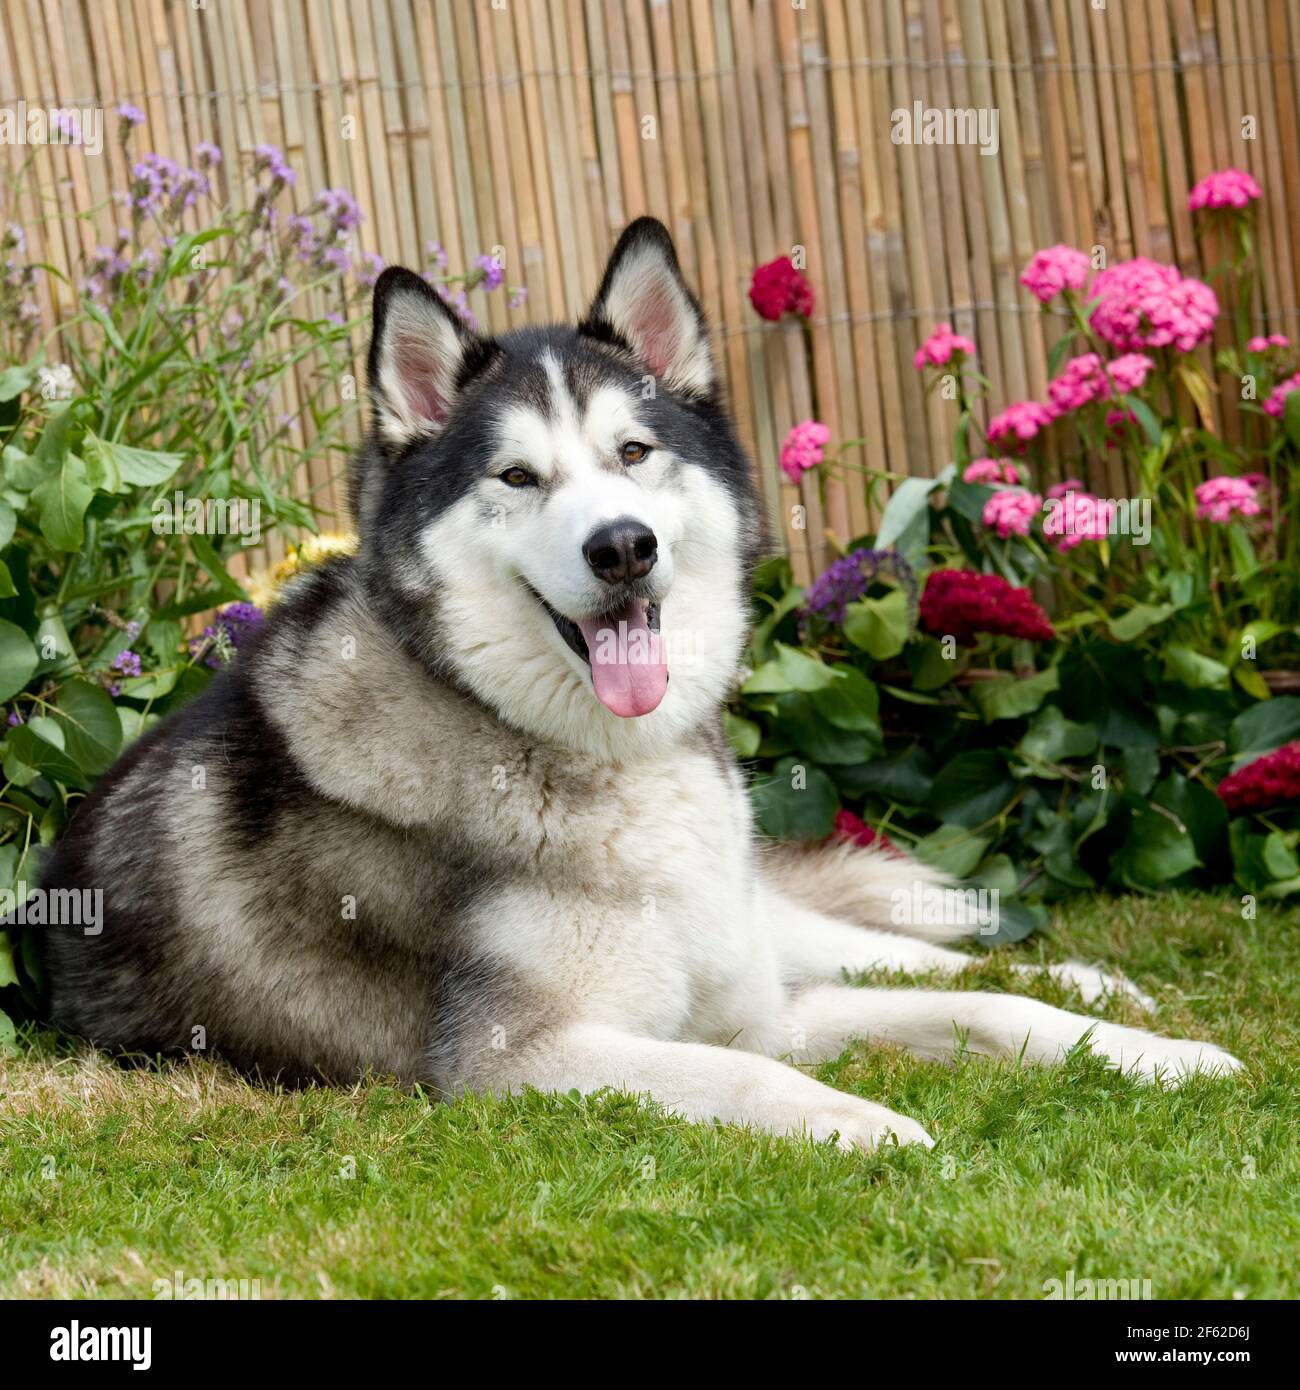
[{"xmin": 39, "ymin": 219, "xmax": 1240, "ymax": 1147}]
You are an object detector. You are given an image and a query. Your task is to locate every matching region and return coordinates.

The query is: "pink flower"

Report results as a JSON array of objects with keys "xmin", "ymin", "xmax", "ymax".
[
  {"xmin": 1043, "ymin": 489, "xmax": 1115, "ymax": 552},
  {"xmin": 1020, "ymin": 245, "xmax": 1091, "ymax": 303},
  {"xmin": 1246, "ymin": 333, "xmax": 1290, "ymax": 353},
  {"xmin": 982, "ymin": 488, "xmax": 1042, "ymax": 539},
  {"xmin": 1047, "ymin": 353, "xmax": 1109, "ymax": 413},
  {"xmin": 1188, "ymin": 168, "xmax": 1262, "ymax": 212},
  {"xmin": 1194, "ymin": 475, "xmax": 1263, "ymax": 524},
  {"xmin": 913, "ymin": 321, "xmax": 975, "ymax": 370},
  {"xmin": 1108, "ymin": 352, "xmax": 1156, "ymax": 393},
  {"xmin": 780, "ymin": 419, "xmax": 831, "ymax": 484},
  {"xmin": 986, "ymin": 400, "xmax": 1055, "ymax": 452},
  {"xmin": 1090, "ymin": 257, "xmax": 1218, "ymax": 353},
  {"xmin": 1262, "ymin": 371, "xmax": 1300, "ymax": 417},
  {"xmin": 962, "ymin": 457, "xmax": 1021, "ymax": 486},
  {"xmin": 1046, "ymin": 478, "xmax": 1085, "ymax": 500}
]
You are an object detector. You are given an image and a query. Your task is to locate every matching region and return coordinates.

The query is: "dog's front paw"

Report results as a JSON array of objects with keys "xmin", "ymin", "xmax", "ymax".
[
  {"xmin": 797, "ymin": 1096, "xmax": 934, "ymax": 1151},
  {"xmin": 1088, "ymin": 1023, "xmax": 1244, "ymax": 1085}
]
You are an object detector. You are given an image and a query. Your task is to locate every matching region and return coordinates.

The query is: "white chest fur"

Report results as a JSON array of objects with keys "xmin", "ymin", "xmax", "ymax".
[{"xmin": 470, "ymin": 747, "xmax": 781, "ymax": 1041}]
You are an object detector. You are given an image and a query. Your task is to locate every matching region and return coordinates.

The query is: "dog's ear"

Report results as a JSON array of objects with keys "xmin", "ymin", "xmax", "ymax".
[
  {"xmin": 581, "ymin": 217, "xmax": 713, "ymax": 398},
  {"xmin": 367, "ymin": 267, "xmax": 488, "ymax": 447}
]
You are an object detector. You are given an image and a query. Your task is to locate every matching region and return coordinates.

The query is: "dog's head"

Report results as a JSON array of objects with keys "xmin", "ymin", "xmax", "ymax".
[{"xmin": 354, "ymin": 218, "xmax": 762, "ymax": 757}]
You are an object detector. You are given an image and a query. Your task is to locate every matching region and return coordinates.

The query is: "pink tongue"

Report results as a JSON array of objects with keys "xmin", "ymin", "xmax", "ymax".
[{"xmin": 576, "ymin": 601, "xmax": 668, "ymax": 717}]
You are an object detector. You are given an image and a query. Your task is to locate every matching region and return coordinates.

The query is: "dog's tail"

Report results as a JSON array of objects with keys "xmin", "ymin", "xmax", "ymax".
[{"xmin": 761, "ymin": 839, "xmax": 974, "ymax": 943}]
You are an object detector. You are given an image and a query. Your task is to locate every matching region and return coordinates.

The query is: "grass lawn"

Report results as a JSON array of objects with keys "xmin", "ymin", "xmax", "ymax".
[{"xmin": 1, "ymin": 892, "xmax": 1296, "ymax": 1300}]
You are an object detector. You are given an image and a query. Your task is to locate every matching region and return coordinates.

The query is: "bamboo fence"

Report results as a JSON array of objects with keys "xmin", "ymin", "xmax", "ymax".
[{"xmin": 3, "ymin": 0, "xmax": 1300, "ymax": 583}]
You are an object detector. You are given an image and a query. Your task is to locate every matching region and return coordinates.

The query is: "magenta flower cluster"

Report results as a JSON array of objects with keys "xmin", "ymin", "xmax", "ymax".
[
  {"xmin": 1187, "ymin": 167, "xmax": 1262, "ymax": 211},
  {"xmin": 913, "ymin": 322, "xmax": 975, "ymax": 370},
  {"xmin": 780, "ymin": 419, "xmax": 831, "ymax": 484}
]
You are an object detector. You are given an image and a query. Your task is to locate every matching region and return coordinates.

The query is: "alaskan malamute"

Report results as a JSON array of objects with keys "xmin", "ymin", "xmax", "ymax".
[{"xmin": 39, "ymin": 219, "xmax": 1240, "ymax": 1147}]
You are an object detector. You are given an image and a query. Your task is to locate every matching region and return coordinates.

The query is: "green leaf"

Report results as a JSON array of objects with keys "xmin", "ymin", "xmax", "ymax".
[
  {"xmin": 1163, "ymin": 645, "xmax": 1230, "ymax": 691},
  {"xmin": 968, "ymin": 665, "xmax": 1059, "ymax": 722},
  {"xmin": 84, "ymin": 431, "xmax": 185, "ymax": 492},
  {"xmin": 1111, "ymin": 807, "xmax": 1202, "ymax": 890},
  {"xmin": 843, "ymin": 588, "xmax": 912, "ymax": 660},
  {"xmin": 4, "ymin": 723, "xmax": 89, "ymax": 788},
  {"xmin": 1116, "ymin": 392, "xmax": 1163, "ymax": 446},
  {"xmin": 771, "ymin": 693, "xmax": 881, "ymax": 765},
  {"xmin": 0, "ymin": 363, "xmax": 36, "ymax": 403},
  {"xmin": 56, "ymin": 678, "xmax": 123, "ymax": 776},
  {"xmin": 809, "ymin": 666, "xmax": 880, "ymax": 732},
  {"xmin": 914, "ymin": 824, "xmax": 993, "ymax": 878},
  {"xmin": 905, "ymin": 637, "xmax": 956, "ymax": 691},
  {"xmin": 0, "ymin": 498, "xmax": 16, "ymax": 549},
  {"xmin": 0, "ymin": 932, "xmax": 18, "ymax": 988},
  {"xmin": 837, "ymin": 745, "xmax": 934, "ymax": 805},
  {"xmin": 930, "ymin": 750, "xmax": 1016, "ymax": 827},
  {"xmin": 1118, "ymin": 746, "xmax": 1160, "ymax": 796},
  {"xmin": 7, "ymin": 405, "xmax": 71, "ymax": 492},
  {"xmin": 0, "ymin": 618, "xmax": 38, "ymax": 703},
  {"xmin": 979, "ymin": 897, "xmax": 1047, "ymax": 947},
  {"xmin": 875, "ymin": 468, "xmax": 952, "ymax": 553},
  {"xmin": 742, "ymin": 642, "xmax": 837, "ymax": 695},
  {"xmin": 1229, "ymin": 818, "xmax": 1300, "ymax": 893},
  {"xmin": 32, "ymin": 451, "xmax": 93, "ymax": 551},
  {"xmin": 751, "ymin": 757, "xmax": 839, "ymax": 839},
  {"xmin": 722, "ymin": 711, "xmax": 761, "ymax": 759},
  {"xmin": 1108, "ymin": 602, "xmax": 1174, "ymax": 642},
  {"xmin": 1229, "ymin": 696, "xmax": 1300, "ymax": 760},
  {"xmin": 1016, "ymin": 705, "xmax": 1097, "ymax": 764},
  {"xmin": 1226, "ymin": 524, "xmax": 1260, "ymax": 583},
  {"xmin": 188, "ymin": 533, "xmax": 250, "ymax": 604}
]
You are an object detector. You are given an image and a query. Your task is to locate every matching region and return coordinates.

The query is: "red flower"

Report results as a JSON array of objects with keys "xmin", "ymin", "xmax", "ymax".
[
  {"xmin": 749, "ymin": 256, "xmax": 814, "ymax": 321},
  {"xmin": 1216, "ymin": 742, "xmax": 1300, "ymax": 814},
  {"xmin": 834, "ymin": 809, "xmax": 899, "ymax": 855},
  {"xmin": 919, "ymin": 568, "xmax": 1055, "ymax": 647}
]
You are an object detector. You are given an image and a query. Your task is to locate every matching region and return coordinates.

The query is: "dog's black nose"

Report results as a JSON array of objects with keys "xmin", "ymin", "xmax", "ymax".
[{"xmin": 583, "ymin": 518, "xmax": 658, "ymax": 584}]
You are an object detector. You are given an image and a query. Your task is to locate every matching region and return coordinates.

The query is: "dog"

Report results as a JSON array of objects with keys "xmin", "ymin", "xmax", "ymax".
[{"xmin": 38, "ymin": 218, "xmax": 1241, "ymax": 1149}]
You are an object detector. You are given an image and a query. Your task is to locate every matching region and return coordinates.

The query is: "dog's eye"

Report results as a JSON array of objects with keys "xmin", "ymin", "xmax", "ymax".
[
  {"xmin": 620, "ymin": 440, "xmax": 651, "ymax": 465},
  {"xmin": 499, "ymin": 466, "xmax": 537, "ymax": 488}
]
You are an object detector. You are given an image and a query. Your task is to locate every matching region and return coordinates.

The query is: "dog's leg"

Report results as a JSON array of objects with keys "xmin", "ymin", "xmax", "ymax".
[
  {"xmin": 480, "ymin": 1023, "xmax": 933, "ymax": 1149},
  {"xmin": 768, "ymin": 887, "xmax": 1154, "ymax": 1009},
  {"xmin": 740, "ymin": 983, "xmax": 1241, "ymax": 1084}
]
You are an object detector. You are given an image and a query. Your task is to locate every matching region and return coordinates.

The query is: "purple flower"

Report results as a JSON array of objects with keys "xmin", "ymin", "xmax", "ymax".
[
  {"xmin": 7, "ymin": 708, "xmax": 24, "ymax": 727},
  {"xmin": 188, "ymin": 603, "xmax": 264, "ymax": 669},
  {"xmin": 195, "ymin": 141, "xmax": 222, "ymax": 168},
  {"xmin": 802, "ymin": 548, "xmax": 918, "ymax": 625},
  {"xmin": 111, "ymin": 649, "xmax": 143, "ymax": 678},
  {"xmin": 315, "ymin": 187, "xmax": 362, "ymax": 230},
  {"xmin": 116, "ymin": 103, "xmax": 145, "ymax": 128},
  {"xmin": 252, "ymin": 143, "xmax": 295, "ymax": 188},
  {"xmin": 125, "ymin": 620, "xmax": 142, "ymax": 640},
  {"xmin": 359, "ymin": 251, "xmax": 384, "ymax": 289},
  {"xmin": 425, "ymin": 240, "xmax": 448, "ymax": 270},
  {"xmin": 509, "ymin": 286, "xmax": 528, "ymax": 310},
  {"xmin": 320, "ymin": 244, "xmax": 351, "ymax": 275},
  {"xmin": 474, "ymin": 253, "xmax": 504, "ymax": 291}
]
